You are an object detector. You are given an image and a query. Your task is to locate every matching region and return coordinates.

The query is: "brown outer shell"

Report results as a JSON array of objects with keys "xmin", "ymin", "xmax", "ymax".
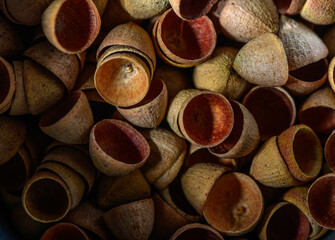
[
  {"xmin": 42, "ymin": 0, "xmax": 101, "ymax": 54},
  {"xmin": 0, "ymin": 57, "xmax": 15, "ymax": 114},
  {"xmin": 209, "ymin": 101, "xmax": 260, "ymax": 159},
  {"xmin": 24, "ymin": 41, "xmax": 80, "ymax": 92},
  {"xmin": 103, "ymin": 198, "xmax": 155, "ymax": 240},
  {"xmin": 300, "ymin": 0, "xmax": 335, "ymax": 25},
  {"xmin": 40, "ymin": 90, "xmax": 94, "ymax": 144},
  {"xmin": 329, "ymin": 57, "xmax": 335, "ymax": 93},
  {"xmin": 170, "ymin": 223, "xmax": 224, "ymax": 240}
]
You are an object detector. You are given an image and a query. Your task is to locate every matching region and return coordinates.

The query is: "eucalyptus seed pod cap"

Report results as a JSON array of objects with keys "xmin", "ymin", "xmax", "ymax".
[
  {"xmin": 169, "ymin": 0, "xmax": 219, "ymax": 20},
  {"xmin": 300, "ymin": 0, "xmax": 335, "ymax": 25},
  {"xmin": 120, "ymin": 0, "xmax": 169, "ymax": 19},
  {"xmin": 42, "ymin": 0, "xmax": 101, "ymax": 54},
  {"xmin": 89, "ymin": 119, "xmax": 150, "ymax": 176},
  {"xmin": 273, "ymin": 0, "xmax": 307, "ymax": 15},
  {"xmin": 167, "ymin": 89, "xmax": 201, "ymax": 138},
  {"xmin": 203, "ymin": 172, "xmax": 264, "ymax": 236},
  {"xmin": 209, "ymin": 101, "xmax": 260, "ymax": 159},
  {"xmin": 181, "ymin": 163, "xmax": 229, "ymax": 215},
  {"xmin": 178, "ymin": 92, "xmax": 234, "ymax": 147},
  {"xmin": 170, "ymin": 223, "xmax": 224, "ymax": 240},
  {"xmin": 325, "ymin": 131, "xmax": 335, "ymax": 172},
  {"xmin": 219, "ymin": 0, "xmax": 279, "ymax": 42},
  {"xmin": 193, "ymin": 47, "xmax": 251, "ymax": 100},
  {"xmin": 233, "ymin": 33, "xmax": 288, "ymax": 87},
  {"xmin": 41, "ymin": 223, "xmax": 89, "ymax": 240},
  {"xmin": 103, "ymin": 198, "xmax": 155, "ymax": 240},
  {"xmin": 329, "ymin": 57, "xmax": 335, "ymax": 93},
  {"xmin": 0, "ymin": 56, "xmax": 15, "ymax": 114},
  {"xmin": 40, "ymin": 90, "xmax": 94, "ymax": 144}
]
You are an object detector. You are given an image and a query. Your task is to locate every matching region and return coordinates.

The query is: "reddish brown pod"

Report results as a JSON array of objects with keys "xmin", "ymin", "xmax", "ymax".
[
  {"xmin": 242, "ymin": 86, "xmax": 296, "ymax": 141},
  {"xmin": 89, "ymin": 119, "xmax": 150, "ymax": 176},
  {"xmin": 42, "ymin": 0, "xmax": 101, "ymax": 54},
  {"xmin": 153, "ymin": 8, "xmax": 216, "ymax": 68},
  {"xmin": 169, "ymin": 0, "xmax": 218, "ymax": 20},
  {"xmin": 325, "ymin": 131, "xmax": 335, "ymax": 172}
]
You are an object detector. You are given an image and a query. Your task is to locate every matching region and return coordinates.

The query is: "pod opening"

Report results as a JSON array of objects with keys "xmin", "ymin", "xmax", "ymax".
[
  {"xmin": 42, "ymin": 223, "xmax": 88, "ymax": 240},
  {"xmin": 289, "ymin": 59, "xmax": 328, "ymax": 83}
]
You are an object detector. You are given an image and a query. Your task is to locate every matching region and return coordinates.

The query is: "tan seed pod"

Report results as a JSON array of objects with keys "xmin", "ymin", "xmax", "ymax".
[
  {"xmin": 258, "ymin": 202, "xmax": 310, "ymax": 240},
  {"xmin": 209, "ymin": 101, "xmax": 260, "ymax": 159},
  {"xmin": 40, "ymin": 90, "xmax": 94, "ymax": 144},
  {"xmin": 0, "ymin": 14, "xmax": 23, "ymax": 57},
  {"xmin": 170, "ymin": 223, "xmax": 224, "ymax": 240},
  {"xmin": 233, "ymin": 33, "xmax": 288, "ymax": 87},
  {"xmin": 282, "ymin": 186, "xmax": 323, "ymax": 239},
  {"xmin": 42, "ymin": 0, "xmax": 101, "ymax": 54},
  {"xmin": 117, "ymin": 78, "xmax": 168, "ymax": 128},
  {"xmin": 219, "ymin": 0, "xmax": 279, "ymax": 42},
  {"xmin": 65, "ymin": 201, "xmax": 112, "ymax": 240},
  {"xmin": 103, "ymin": 198, "xmax": 155, "ymax": 240},
  {"xmin": 24, "ymin": 41, "xmax": 80, "ymax": 92},
  {"xmin": 166, "ymin": 89, "xmax": 201, "ymax": 138},
  {"xmin": 140, "ymin": 128, "xmax": 187, "ymax": 189},
  {"xmin": 273, "ymin": 0, "xmax": 307, "ymax": 15},
  {"xmin": 0, "ymin": 57, "xmax": 15, "ymax": 114},
  {"xmin": 323, "ymin": 25, "xmax": 335, "ymax": 60},
  {"xmin": 329, "ymin": 57, "xmax": 335, "ymax": 92},
  {"xmin": 89, "ymin": 119, "xmax": 150, "ymax": 176},
  {"xmin": 325, "ymin": 131, "xmax": 335, "ymax": 172},
  {"xmin": 203, "ymin": 172, "xmax": 264, "ymax": 236},
  {"xmin": 22, "ymin": 171, "xmax": 72, "ymax": 223},
  {"xmin": 9, "ymin": 61, "xmax": 29, "ymax": 116},
  {"xmin": 41, "ymin": 222, "xmax": 89, "ymax": 240},
  {"xmin": 0, "ymin": 116, "xmax": 26, "ymax": 165},
  {"xmin": 97, "ymin": 169, "xmax": 151, "ymax": 209},
  {"xmin": 169, "ymin": 0, "xmax": 218, "ymax": 20},
  {"xmin": 120, "ymin": 0, "xmax": 169, "ymax": 19},
  {"xmin": 300, "ymin": 0, "xmax": 335, "ymax": 25},
  {"xmin": 299, "ymin": 87, "xmax": 335, "ymax": 139},
  {"xmin": 178, "ymin": 92, "xmax": 234, "ymax": 147},
  {"xmin": 193, "ymin": 47, "xmax": 251, "ymax": 100},
  {"xmin": 181, "ymin": 163, "xmax": 229, "ymax": 215},
  {"xmin": 242, "ymin": 86, "xmax": 296, "ymax": 141}
]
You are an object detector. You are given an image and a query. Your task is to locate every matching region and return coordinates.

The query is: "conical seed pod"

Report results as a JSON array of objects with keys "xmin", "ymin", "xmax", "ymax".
[
  {"xmin": 169, "ymin": 0, "xmax": 218, "ymax": 20},
  {"xmin": 178, "ymin": 92, "xmax": 234, "ymax": 147},
  {"xmin": 89, "ymin": 119, "xmax": 150, "ymax": 176},
  {"xmin": 282, "ymin": 186, "xmax": 323, "ymax": 239},
  {"xmin": 117, "ymin": 78, "xmax": 168, "ymax": 128},
  {"xmin": 219, "ymin": 0, "xmax": 279, "ymax": 42},
  {"xmin": 155, "ymin": 9, "xmax": 216, "ymax": 67},
  {"xmin": 22, "ymin": 171, "xmax": 72, "ymax": 223},
  {"xmin": 181, "ymin": 163, "xmax": 229, "ymax": 215},
  {"xmin": 242, "ymin": 86, "xmax": 296, "ymax": 141},
  {"xmin": 0, "ymin": 14, "xmax": 23, "ymax": 57},
  {"xmin": 277, "ymin": 124, "xmax": 322, "ymax": 182},
  {"xmin": 273, "ymin": 0, "xmax": 307, "ymax": 15},
  {"xmin": 203, "ymin": 172, "xmax": 264, "ymax": 236},
  {"xmin": 42, "ymin": 0, "xmax": 101, "ymax": 54},
  {"xmin": 24, "ymin": 41, "xmax": 80, "ymax": 93},
  {"xmin": 120, "ymin": 0, "xmax": 169, "ymax": 19},
  {"xmin": 97, "ymin": 22, "xmax": 156, "ymax": 68},
  {"xmin": 9, "ymin": 61, "xmax": 29, "ymax": 116},
  {"xmin": 42, "ymin": 146, "xmax": 96, "ymax": 192},
  {"xmin": 0, "ymin": 116, "xmax": 26, "ymax": 165},
  {"xmin": 170, "ymin": 223, "xmax": 224, "ymax": 240},
  {"xmin": 40, "ymin": 90, "xmax": 94, "ymax": 144},
  {"xmin": 41, "ymin": 223, "xmax": 89, "ymax": 240},
  {"xmin": 0, "ymin": 145, "xmax": 31, "ymax": 191},
  {"xmin": 103, "ymin": 198, "xmax": 155, "ymax": 240},
  {"xmin": 233, "ymin": 33, "xmax": 288, "ymax": 87},
  {"xmin": 299, "ymin": 87, "xmax": 335, "ymax": 140},
  {"xmin": 0, "ymin": 0, "xmax": 53, "ymax": 26},
  {"xmin": 97, "ymin": 169, "xmax": 151, "ymax": 209},
  {"xmin": 308, "ymin": 173, "xmax": 335, "ymax": 230},
  {"xmin": 325, "ymin": 131, "xmax": 335, "ymax": 172},
  {"xmin": 209, "ymin": 101, "xmax": 260, "ymax": 159},
  {"xmin": 0, "ymin": 57, "xmax": 15, "ymax": 114},
  {"xmin": 323, "ymin": 25, "xmax": 335, "ymax": 60},
  {"xmin": 37, "ymin": 162, "xmax": 86, "ymax": 209},
  {"xmin": 167, "ymin": 89, "xmax": 201, "ymax": 138},
  {"xmin": 300, "ymin": 0, "xmax": 335, "ymax": 25},
  {"xmin": 140, "ymin": 128, "xmax": 187, "ymax": 189},
  {"xmin": 65, "ymin": 201, "xmax": 112, "ymax": 240},
  {"xmin": 258, "ymin": 202, "xmax": 310, "ymax": 240},
  {"xmin": 193, "ymin": 47, "xmax": 251, "ymax": 100},
  {"xmin": 151, "ymin": 193, "xmax": 189, "ymax": 240},
  {"xmin": 95, "ymin": 52, "xmax": 151, "ymax": 107},
  {"xmin": 329, "ymin": 57, "xmax": 335, "ymax": 92},
  {"xmin": 250, "ymin": 136, "xmax": 302, "ymax": 188}
]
